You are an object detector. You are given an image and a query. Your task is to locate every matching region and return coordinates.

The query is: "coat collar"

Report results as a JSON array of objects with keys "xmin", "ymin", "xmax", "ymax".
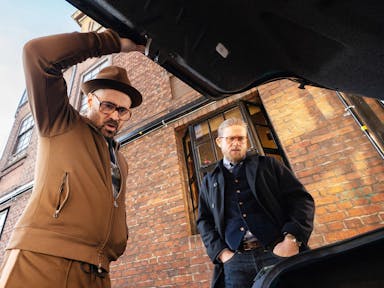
[
  {"xmin": 211, "ymin": 153, "xmax": 261, "ymax": 197},
  {"xmin": 212, "ymin": 151, "xmax": 260, "ymax": 174},
  {"xmin": 244, "ymin": 154, "xmax": 260, "ymax": 196},
  {"xmin": 81, "ymin": 115, "xmax": 121, "ymax": 150}
]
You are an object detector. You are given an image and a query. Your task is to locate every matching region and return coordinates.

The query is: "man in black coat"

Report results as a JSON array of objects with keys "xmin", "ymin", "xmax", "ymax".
[{"xmin": 197, "ymin": 118, "xmax": 315, "ymax": 288}]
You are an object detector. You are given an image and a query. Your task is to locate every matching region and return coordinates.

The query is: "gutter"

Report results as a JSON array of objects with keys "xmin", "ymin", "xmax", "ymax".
[{"xmin": 118, "ymin": 96, "xmax": 213, "ymax": 145}]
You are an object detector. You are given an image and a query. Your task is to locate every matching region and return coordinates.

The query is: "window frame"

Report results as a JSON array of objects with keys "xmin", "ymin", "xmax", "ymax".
[
  {"xmin": 18, "ymin": 90, "xmax": 28, "ymax": 108},
  {"xmin": 0, "ymin": 208, "xmax": 10, "ymax": 239},
  {"xmin": 12, "ymin": 114, "xmax": 34, "ymax": 156},
  {"xmin": 182, "ymin": 99, "xmax": 289, "ymax": 233},
  {"xmin": 78, "ymin": 57, "xmax": 111, "ymax": 114}
]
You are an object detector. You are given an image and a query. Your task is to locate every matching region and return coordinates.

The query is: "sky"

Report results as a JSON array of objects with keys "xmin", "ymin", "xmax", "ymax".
[{"xmin": 0, "ymin": 0, "xmax": 79, "ymax": 155}]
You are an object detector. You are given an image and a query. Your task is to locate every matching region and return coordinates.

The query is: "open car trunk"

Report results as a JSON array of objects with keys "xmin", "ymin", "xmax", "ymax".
[{"xmin": 66, "ymin": 0, "xmax": 384, "ymax": 100}]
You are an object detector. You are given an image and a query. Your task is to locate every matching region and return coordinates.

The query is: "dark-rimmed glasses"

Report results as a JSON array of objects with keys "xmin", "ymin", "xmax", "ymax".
[
  {"xmin": 218, "ymin": 136, "xmax": 247, "ymax": 143},
  {"xmin": 92, "ymin": 93, "xmax": 132, "ymax": 121}
]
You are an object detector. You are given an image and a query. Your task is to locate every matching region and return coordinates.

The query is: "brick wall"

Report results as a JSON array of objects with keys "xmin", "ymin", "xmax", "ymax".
[
  {"xmin": 0, "ymin": 46, "xmax": 383, "ymax": 287},
  {"xmin": 0, "ymin": 108, "xmax": 37, "ymax": 196},
  {"xmin": 104, "ymin": 76, "xmax": 383, "ymax": 286},
  {"xmin": 111, "ymin": 127, "xmax": 211, "ymax": 287},
  {"xmin": 0, "ymin": 191, "xmax": 31, "ymax": 264},
  {"xmin": 113, "ymin": 53, "xmax": 202, "ymax": 135},
  {"xmin": 259, "ymin": 81, "xmax": 384, "ymax": 247}
]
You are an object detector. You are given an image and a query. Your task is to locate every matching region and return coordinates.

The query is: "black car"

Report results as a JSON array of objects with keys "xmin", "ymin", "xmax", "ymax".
[
  {"xmin": 66, "ymin": 1, "xmax": 384, "ymax": 287},
  {"xmin": 252, "ymin": 227, "xmax": 384, "ymax": 288}
]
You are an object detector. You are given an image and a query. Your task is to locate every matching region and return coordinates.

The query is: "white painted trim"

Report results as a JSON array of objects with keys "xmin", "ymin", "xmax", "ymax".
[{"xmin": 0, "ymin": 181, "xmax": 34, "ymax": 205}]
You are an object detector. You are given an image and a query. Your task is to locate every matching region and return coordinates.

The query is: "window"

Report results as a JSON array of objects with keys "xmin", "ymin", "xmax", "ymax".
[
  {"xmin": 183, "ymin": 96, "xmax": 288, "ymax": 233},
  {"xmin": 0, "ymin": 208, "xmax": 9, "ymax": 238},
  {"xmin": 246, "ymin": 103, "xmax": 285, "ymax": 162},
  {"xmin": 87, "ymin": 21, "xmax": 94, "ymax": 32},
  {"xmin": 13, "ymin": 115, "xmax": 34, "ymax": 156},
  {"xmin": 87, "ymin": 20, "xmax": 102, "ymax": 32},
  {"xmin": 64, "ymin": 65, "xmax": 77, "ymax": 96},
  {"xmin": 18, "ymin": 90, "xmax": 28, "ymax": 107},
  {"xmin": 79, "ymin": 59, "xmax": 110, "ymax": 114},
  {"xmin": 79, "ymin": 94, "xmax": 89, "ymax": 115}
]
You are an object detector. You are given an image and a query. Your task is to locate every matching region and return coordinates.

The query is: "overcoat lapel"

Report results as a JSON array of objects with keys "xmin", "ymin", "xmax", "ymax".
[
  {"xmin": 246, "ymin": 156, "xmax": 260, "ymax": 200},
  {"xmin": 216, "ymin": 171, "xmax": 226, "ymax": 233}
]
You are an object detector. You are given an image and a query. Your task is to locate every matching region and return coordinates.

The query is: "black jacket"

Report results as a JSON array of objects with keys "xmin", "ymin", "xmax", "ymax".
[{"xmin": 197, "ymin": 154, "xmax": 315, "ymax": 288}]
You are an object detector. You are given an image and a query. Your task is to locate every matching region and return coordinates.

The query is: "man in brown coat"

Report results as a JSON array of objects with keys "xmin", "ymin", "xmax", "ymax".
[{"xmin": 0, "ymin": 29, "xmax": 144, "ymax": 287}]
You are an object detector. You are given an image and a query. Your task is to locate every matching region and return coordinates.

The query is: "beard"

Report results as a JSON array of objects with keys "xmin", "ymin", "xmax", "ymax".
[
  {"xmin": 99, "ymin": 119, "xmax": 119, "ymax": 138},
  {"xmin": 226, "ymin": 147, "xmax": 247, "ymax": 163}
]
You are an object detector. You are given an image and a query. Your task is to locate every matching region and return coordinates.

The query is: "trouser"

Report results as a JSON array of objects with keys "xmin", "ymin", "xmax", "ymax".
[
  {"xmin": 223, "ymin": 247, "xmax": 283, "ymax": 288},
  {"xmin": 0, "ymin": 249, "xmax": 111, "ymax": 288}
]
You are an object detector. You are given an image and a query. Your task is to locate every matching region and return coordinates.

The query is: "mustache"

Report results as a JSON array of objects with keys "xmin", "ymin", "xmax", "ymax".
[{"xmin": 103, "ymin": 119, "xmax": 119, "ymax": 128}]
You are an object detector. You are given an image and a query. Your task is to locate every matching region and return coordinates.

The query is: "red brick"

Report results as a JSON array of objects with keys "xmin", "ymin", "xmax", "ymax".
[
  {"xmin": 326, "ymin": 222, "xmax": 345, "ymax": 231},
  {"xmin": 316, "ymin": 211, "xmax": 346, "ymax": 224}
]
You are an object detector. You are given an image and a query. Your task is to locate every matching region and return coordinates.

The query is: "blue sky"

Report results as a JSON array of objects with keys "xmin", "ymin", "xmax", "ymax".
[{"xmin": 0, "ymin": 1, "xmax": 79, "ymax": 154}]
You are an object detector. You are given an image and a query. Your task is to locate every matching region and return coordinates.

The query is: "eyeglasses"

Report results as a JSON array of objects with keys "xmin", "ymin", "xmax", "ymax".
[
  {"xmin": 219, "ymin": 136, "xmax": 247, "ymax": 143},
  {"xmin": 92, "ymin": 93, "xmax": 132, "ymax": 121}
]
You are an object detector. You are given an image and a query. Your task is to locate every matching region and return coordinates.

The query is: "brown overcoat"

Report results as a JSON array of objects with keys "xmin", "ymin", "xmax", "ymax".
[{"xmin": 7, "ymin": 29, "xmax": 129, "ymax": 272}]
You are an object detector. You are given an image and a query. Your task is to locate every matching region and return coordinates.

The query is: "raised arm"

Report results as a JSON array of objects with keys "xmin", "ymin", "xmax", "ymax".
[{"xmin": 23, "ymin": 30, "xmax": 122, "ymax": 136}]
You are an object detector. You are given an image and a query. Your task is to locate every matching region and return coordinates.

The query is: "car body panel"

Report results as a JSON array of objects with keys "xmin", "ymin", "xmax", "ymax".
[{"xmin": 253, "ymin": 227, "xmax": 384, "ymax": 288}]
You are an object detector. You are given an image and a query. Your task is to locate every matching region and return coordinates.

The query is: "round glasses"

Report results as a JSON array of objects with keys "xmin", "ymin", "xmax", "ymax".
[{"xmin": 92, "ymin": 93, "xmax": 132, "ymax": 121}]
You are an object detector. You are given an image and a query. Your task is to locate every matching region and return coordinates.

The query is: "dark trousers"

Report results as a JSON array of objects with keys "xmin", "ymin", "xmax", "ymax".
[{"xmin": 223, "ymin": 248, "xmax": 283, "ymax": 288}]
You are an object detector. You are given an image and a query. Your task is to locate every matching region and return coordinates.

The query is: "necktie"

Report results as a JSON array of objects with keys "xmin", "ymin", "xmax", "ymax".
[
  {"xmin": 105, "ymin": 138, "xmax": 120, "ymax": 206},
  {"xmin": 106, "ymin": 138, "xmax": 116, "ymax": 164}
]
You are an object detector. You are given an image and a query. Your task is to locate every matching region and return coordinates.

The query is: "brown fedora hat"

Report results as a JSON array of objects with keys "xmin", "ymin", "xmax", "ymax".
[{"xmin": 81, "ymin": 66, "xmax": 142, "ymax": 108}]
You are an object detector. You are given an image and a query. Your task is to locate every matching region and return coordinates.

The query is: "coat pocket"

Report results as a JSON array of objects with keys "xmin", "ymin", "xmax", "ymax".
[{"xmin": 53, "ymin": 172, "xmax": 70, "ymax": 218}]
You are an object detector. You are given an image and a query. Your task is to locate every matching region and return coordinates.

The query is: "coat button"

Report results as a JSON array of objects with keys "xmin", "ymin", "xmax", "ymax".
[
  {"xmin": 243, "ymin": 213, "xmax": 247, "ymax": 218},
  {"xmin": 234, "ymin": 179, "xmax": 239, "ymax": 183},
  {"xmin": 240, "ymin": 227, "xmax": 245, "ymax": 231},
  {"xmin": 236, "ymin": 190, "xmax": 240, "ymax": 193},
  {"xmin": 239, "ymin": 201, "xmax": 243, "ymax": 205}
]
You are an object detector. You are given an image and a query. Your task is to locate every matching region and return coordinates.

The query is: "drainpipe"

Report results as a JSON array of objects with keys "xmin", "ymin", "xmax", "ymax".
[{"xmin": 336, "ymin": 91, "xmax": 384, "ymax": 159}]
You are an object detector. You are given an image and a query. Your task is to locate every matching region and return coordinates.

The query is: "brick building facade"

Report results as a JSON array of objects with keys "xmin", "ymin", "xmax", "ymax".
[{"xmin": 0, "ymin": 12, "xmax": 383, "ymax": 287}]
